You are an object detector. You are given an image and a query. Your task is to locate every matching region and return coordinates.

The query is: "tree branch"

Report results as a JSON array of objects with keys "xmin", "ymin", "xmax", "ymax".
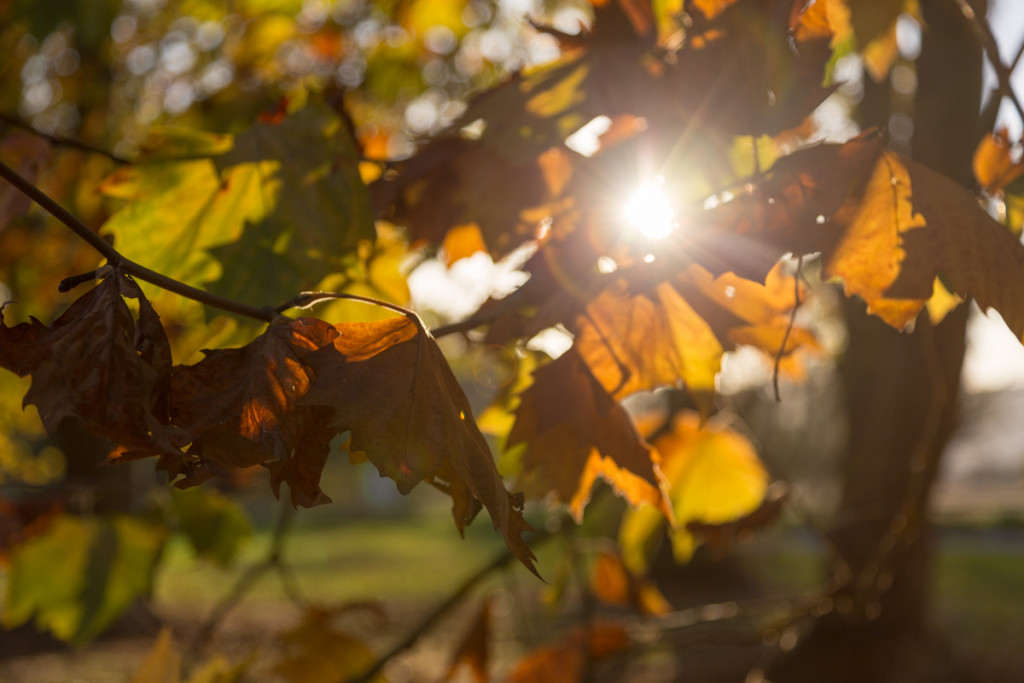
[
  {"xmin": 189, "ymin": 500, "xmax": 301, "ymax": 656},
  {"xmin": 953, "ymin": 0, "xmax": 1024, "ymax": 125},
  {"xmin": 0, "ymin": 111, "xmax": 130, "ymax": 164},
  {"xmin": 0, "ymin": 159, "xmax": 275, "ymax": 322}
]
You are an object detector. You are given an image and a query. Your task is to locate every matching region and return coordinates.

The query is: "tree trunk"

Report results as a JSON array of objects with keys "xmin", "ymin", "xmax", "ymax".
[{"xmin": 771, "ymin": 1, "xmax": 984, "ymax": 681}]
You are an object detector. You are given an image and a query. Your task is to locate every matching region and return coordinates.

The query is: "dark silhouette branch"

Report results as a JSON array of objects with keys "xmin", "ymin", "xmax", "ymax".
[
  {"xmin": 772, "ymin": 256, "xmax": 804, "ymax": 402},
  {"xmin": 0, "ymin": 158, "xmax": 276, "ymax": 322},
  {"xmin": 189, "ymin": 500, "xmax": 302, "ymax": 657},
  {"xmin": 954, "ymin": 0, "xmax": 1024, "ymax": 124},
  {"xmin": 0, "ymin": 111, "xmax": 130, "ymax": 164}
]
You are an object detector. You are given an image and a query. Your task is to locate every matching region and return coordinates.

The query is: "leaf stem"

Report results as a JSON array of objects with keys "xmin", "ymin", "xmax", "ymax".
[
  {"xmin": 0, "ymin": 159, "xmax": 275, "ymax": 323},
  {"xmin": 188, "ymin": 500, "xmax": 299, "ymax": 657},
  {"xmin": 772, "ymin": 256, "xmax": 803, "ymax": 402},
  {"xmin": 275, "ymin": 291, "xmax": 426, "ymax": 328}
]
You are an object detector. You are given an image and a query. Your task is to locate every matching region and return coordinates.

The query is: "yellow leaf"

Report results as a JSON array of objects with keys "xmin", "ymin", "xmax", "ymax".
[{"xmin": 620, "ymin": 412, "xmax": 766, "ymax": 571}]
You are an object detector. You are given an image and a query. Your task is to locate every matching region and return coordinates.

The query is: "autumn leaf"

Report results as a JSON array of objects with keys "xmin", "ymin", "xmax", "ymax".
[
  {"xmin": 590, "ymin": 548, "xmax": 671, "ymax": 615},
  {"xmin": 131, "ymin": 628, "xmax": 181, "ymax": 683},
  {"xmin": 619, "ymin": 411, "xmax": 767, "ymax": 572},
  {"xmin": 300, "ymin": 315, "xmax": 538, "ymax": 575},
  {"xmin": 0, "ymin": 271, "xmax": 176, "ymax": 454},
  {"xmin": 974, "ymin": 128, "xmax": 1024, "ymax": 194},
  {"xmin": 168, "ymin": 488, "xmax": 251, "ymax": 568},
  {"xmin": 508, "ymin": 349, "xmax": 664, "ymax": 521},
  {"xmin": 690, "ymin": 133, "xmax": 1024, "ymax": 337},
  {"xmin": 575, "ymin": 280, "xmax": 724, "ymax": 411},
  {"xmin": 167, "ymin": 316, "xmax": 339, "ymax": 506}
]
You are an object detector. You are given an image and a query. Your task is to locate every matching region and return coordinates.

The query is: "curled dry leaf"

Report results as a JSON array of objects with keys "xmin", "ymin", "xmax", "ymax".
[
  {"xmin": 168, "ymin": 316, "xmax": 339, "ymax": 506},
  {"xmin": 508, "ymin": 348, "xmax": 665, "ymax": 521},
  {"xmin": 0, "ymin": 272, "xmax": 176, "ymax": 455}
]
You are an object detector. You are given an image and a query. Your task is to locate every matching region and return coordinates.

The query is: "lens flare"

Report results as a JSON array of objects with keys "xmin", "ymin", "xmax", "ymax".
[{"xmin": 624, "ymin": 177, "xmax": 676, "ymax": 239}]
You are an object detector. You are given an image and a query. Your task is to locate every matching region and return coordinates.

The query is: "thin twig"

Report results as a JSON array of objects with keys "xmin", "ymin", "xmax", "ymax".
[
  {"xmin": 0, "ymin": 111, "xmax": 130, "ymax": 164},
  {"xmin": 347, "ymin": 526, "xmax": 554, "ymax": 683},
  {"xmin": 772, "ymin": 256, "xmax": 803, "ymax": 402},
  {"xmin": 0, "ymin": 158, "xmax": 275, "ymax": 322},
  {"xmin": 954, "ymin": 0, "xmax": 1024, "ymax": 124},
  {"xmin": 346, "ymin": 548, "xmax": 520, "ymax": 683},
  {"xmin": 189, "ymin": 501, "xmax": 299, "ymax": 655},
  {"xmin": 273, "ymin": 290, "xmax": 420, "ymax": 322}
]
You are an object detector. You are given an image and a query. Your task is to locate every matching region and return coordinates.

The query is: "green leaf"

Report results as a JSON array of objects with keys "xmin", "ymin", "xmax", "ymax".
[
  {"xmin": 207, "ymin": 102, "xmax": 376, "ymax": 305},
  {"xmin": 169, "ymin": 488, "xmax": 251, "ymax": 568},
  {"xmin": 3, "ymin": 513, "xmax": 168, "ymax": 644},
  {"xmin": 100, "ymin": 101, "xmax": 375, "ymax": 310}
]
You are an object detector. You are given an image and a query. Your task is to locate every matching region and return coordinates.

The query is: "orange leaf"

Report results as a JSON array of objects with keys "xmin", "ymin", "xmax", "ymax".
[
  {"xmin": 508, "ymin": 349, "xmax": 664, "ymax": 521},
  {"xmin": 301, "ymin": 316, "xmax": 538, "ymax": 575},
  {"xmin": 0, "ymin": 272, "xmax": 176, "ymax": 455},
  {"xmin": 694, "ymin": 134, "xmax": 1024, "ymax": 337},
  {"xmin": 974, "ymin": 128, "xmax": 1024, "ymax": 194},
  {"xmin": 441, "ymin": 222, "xmax": 488, "ymax": 266},
  {"xmin": 575, "ymin": 281, "xmax": 723, "ymax": 411}
]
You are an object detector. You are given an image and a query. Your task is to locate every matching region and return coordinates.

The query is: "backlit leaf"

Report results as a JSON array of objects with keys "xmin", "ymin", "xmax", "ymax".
[
  {"xmin": 168, "ymin": 488, "xmax": 251, "ymax": 567},
  {"xmin": 973, "ymin": 128, "xmax": 1024, "ymax": 194},
  {"xmin": 691, "ymin": 134, "xmax": 1024, "ymax": 336},
  {"xmin": 506, "ymin": 621, "xmax": 630, "ymax": 683},
  {"xmin": 101, "ymin": 102, "xmax": 374, "ymax": 308},
  {"xmin": 575, "ymin": 281, "xmax": 723, "ymax": 410},
  {"xmin": 508, "ymin": 349, "xmax": 664, "ymax": 521}
]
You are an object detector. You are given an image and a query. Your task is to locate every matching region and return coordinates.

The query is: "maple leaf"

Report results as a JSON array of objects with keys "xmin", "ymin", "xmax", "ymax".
[
  {"xmin": 100, "ymin": 102, "xmax": 375, "ymax": 309},
  {"xmin": 168, "ymin": 316, "xmax": 339, "ymax": 507},
  {"xmin": 0, "ymin": 271, "xmax": 176, "ymax": 454},
  {"xmin": 508, "ymin": 348, "xmax": 664, "ymax": 521},
  {"xmin": 688, "ymin": 133, "xmax": 1024, "ymax": 336},
  {"xmin": 300, "ymin": 315, "xmax": 538, "ymax": 575}
]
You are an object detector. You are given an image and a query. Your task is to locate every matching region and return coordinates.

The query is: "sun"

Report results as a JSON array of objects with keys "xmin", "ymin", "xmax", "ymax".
[{"xmin": 623, "ymin": 176, "xmax": 676, "ymax": 239}]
